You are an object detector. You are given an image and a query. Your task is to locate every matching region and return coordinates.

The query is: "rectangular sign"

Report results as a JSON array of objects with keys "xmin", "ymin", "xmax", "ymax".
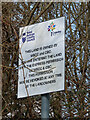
[{"xmin": 18, "ymin": 17, "xmax": 65, "ymax": 98}]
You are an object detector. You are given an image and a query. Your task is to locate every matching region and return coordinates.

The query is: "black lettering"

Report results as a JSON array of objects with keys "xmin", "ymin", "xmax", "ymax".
[
  {"xmin": 46, "ymin": 58, "xmax": 63, "ymax": 64},
  {"xmin": 45, "ymin": 50, "xmax": 51, "ymax": 54},
  {"xmin": 43, "ymin": 45, "xmax": 53, "ymax": 50},
  {"xmin": 19, "ymin": 81, "xmax": 24, "ymax": 84},
  {"xmin": 54, "ymin": 44, "xmax": 57, "ymax": 47},
  {"xmin": 39, "ymin": 52, "xmax": 44, "ymax": 56},
  {"xmin": 26, "ymin": 80, "xmax": 29, "ymax": 83},
  {"xmin": 26, "ymin": 85, "xmax": 29, "ymax": 88},
  {"xmin": 55, "ymin": 73, "xmax": 62, "ymax": 77},
  {"xmin": 31, "ymin": 53, "xmax": 38, "ymax": 57}
]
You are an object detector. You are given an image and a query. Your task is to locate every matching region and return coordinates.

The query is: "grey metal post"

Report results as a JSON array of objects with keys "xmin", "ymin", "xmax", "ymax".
[{"xmin": 41, "ymin": 93, "xmax": 50, "ymax": 120}]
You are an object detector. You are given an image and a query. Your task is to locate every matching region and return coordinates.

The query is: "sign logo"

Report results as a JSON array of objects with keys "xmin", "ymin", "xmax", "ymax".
[
  {"xmin": 48, "ymin": 22, "xmax": 56, "ymax": 32},
  {"xmin": 22, "ymin": 31, "xmax": 35, "ymax": 43},
  {"xmin": 48, "ymin": 22, "xmax": 61, "ymax": 36},
  {"xmin": 22, "ymin": 33, "xmax": 26, "ymax": 43}
]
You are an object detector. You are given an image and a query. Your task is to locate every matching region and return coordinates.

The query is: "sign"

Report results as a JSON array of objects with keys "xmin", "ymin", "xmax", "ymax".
[{"xmin": 18, "ymin": 17, "xmax": 65, "ymax": 98}]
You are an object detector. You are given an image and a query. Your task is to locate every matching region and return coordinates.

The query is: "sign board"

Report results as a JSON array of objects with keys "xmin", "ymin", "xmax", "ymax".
[{"xmin": 18, "ymin": 17, "xmax": 65, "ymax": 98}]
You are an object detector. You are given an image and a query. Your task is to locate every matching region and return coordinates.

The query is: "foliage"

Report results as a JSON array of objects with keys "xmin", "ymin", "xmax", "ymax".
[{"xmin": 2, "ymin": 2, "xmax": 89, "ymax": 119}]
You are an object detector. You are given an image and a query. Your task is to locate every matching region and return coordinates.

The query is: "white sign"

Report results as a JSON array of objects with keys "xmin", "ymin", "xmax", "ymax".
[{"xmin": 18, "ymin": 17, "xmax": 65, "ymax": 98}]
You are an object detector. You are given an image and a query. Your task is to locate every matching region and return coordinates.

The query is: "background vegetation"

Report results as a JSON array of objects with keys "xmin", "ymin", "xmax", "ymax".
[{"xmin": 1, "ymin": 2, "xmax": 90, "ymax": 119}]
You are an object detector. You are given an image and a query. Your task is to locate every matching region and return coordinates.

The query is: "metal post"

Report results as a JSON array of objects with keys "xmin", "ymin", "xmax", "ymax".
[{"xmin": 41, "ymin": 93, "xmax": 50, "ymax": 120}]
